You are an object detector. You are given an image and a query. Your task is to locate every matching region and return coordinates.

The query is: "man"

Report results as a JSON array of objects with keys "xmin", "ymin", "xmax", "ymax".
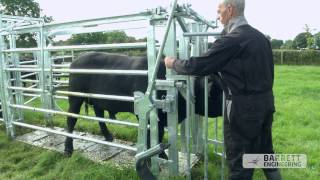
[{"xmin": 164, "ymin": 0, "xmax": 282, "ymax": 179}]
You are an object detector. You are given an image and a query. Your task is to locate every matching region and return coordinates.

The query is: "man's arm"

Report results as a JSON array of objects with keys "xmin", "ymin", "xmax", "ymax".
[{"xmin": 165, "ymin": 35, "xmax": 242, "ymax": 76}]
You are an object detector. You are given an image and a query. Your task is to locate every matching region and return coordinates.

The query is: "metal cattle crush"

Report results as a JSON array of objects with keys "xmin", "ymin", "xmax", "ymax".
[{"xmin": 0, "ymin": 1, "xmax": 225, "ymax": 179}]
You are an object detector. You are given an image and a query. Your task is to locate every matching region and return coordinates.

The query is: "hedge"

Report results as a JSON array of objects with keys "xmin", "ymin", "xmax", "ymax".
[{"xmin": 273, "ymin": 50, "xmax": 320, "ymax": 65}]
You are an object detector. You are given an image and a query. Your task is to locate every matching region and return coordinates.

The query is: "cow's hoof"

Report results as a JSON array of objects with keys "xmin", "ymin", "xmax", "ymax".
[
  {"xmin": 64, "ymin": 150, "xmax": 73, "ymax": 157},
  {"xmin": 159, "ymin": 152, "xmax": 168, "ymax": 160},
  {"xmin": 105, "ymin": 135, "xmax": 114, "ymax": 142},
  {"xmin": 64, "ymin": 137, "xmax": 73, "ymax": 157}
]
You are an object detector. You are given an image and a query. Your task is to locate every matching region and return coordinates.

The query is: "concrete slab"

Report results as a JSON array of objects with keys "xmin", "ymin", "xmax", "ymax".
[{"xmin": 16, "ymin": 127, "xmax": 200, "ymax": 176}]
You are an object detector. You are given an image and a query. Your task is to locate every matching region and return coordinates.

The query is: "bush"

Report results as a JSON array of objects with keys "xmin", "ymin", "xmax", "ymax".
[{"xmin": 273, "ymin": 50, "xmax": 320, "ymax": 65}]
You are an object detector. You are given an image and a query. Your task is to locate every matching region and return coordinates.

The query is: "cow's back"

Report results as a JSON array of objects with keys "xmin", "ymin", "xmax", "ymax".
[{"xmin": 69, "ymin": 52, "xmax": 149, "ymax": 113}]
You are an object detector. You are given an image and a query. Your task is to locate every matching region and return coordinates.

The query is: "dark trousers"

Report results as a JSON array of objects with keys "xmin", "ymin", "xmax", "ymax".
[{"xmin": 223, "ymin": 96, "xmax": 278, "ymax": 180}]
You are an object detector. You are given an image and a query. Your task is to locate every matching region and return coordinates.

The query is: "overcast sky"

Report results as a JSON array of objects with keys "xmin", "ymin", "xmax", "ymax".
[{"xmin": 35, "ymin": 0, "xmax": 320, "ymax": 41}]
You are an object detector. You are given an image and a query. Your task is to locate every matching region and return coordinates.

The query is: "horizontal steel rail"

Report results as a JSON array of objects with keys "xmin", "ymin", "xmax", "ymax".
[
  {"xmin": 10, "ymin": 104, "xmax": 139, "ymax": 128},
  {"xmin": 52, "ymin": 69, "xmax": 148, "ymax": 76},
  {"xmin": 21, "ymin": 72, "xmax": 38, "ymax": 79},
  {"xmin": 8, "ymin": 86, "xmax": 134, "ymax": 102},
  {"xmin": 19, "ymin": 60, "xmax": 37, "ymax": 65},
  {"xmin": 183, "ymin": 32, "xmax": 221, "ymax": 37},
  {"xmin": 51, "ymin": 64, "xmax": 71, "ymax": 68},
  {"xmin": 23, "ymin": 93, "xmax": 40, "ymax": 98},
  {"xmin": 53, "ymin": 80, "xmax": 68, "ymax": 84},
  {"xmin": 0, "ymin": 14, "xmax": 43, "ymax": 22},
  {"xmin": 12, "ymin": 121, "xmax": 137, "ymax": 151},
  {"xmin": 2, "ymin": 42, "xmax": 149, "ymax": 53},
  {"xmin": 8, "ymin": 86, "xmax": 46, "ymax": 93},
  {"xmin": 19, "ymin": 65, "xmax": 38, "ymax": 68},
  {"xmin": 20, "ymin": 79, "xmax": 39, "ymax": 83},
  {"xmin": 55, "ymin": 90, "xmax": 134, "ymax": 102},
  {"xmin": 6, "ymin": 68, "xmax": 148, "ymax": 76},
  {"xmin": 24, "ymin": 96, "xmax": 39, "ymax": 105},
  {"xmin": 0, "ymin": 11, "xmax": 152, "ymax": 35}
]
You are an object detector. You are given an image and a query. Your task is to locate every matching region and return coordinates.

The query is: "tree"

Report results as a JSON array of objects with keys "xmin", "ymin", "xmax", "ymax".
[
  {"xmin": 294, "ymin": 32, "xmax": 311, "ymax": 49},
  {"xmin": 270, "ymin": 39, "xmax": 283, "ymax": 49},
  {"xmin": 0, "ymin": 0, "xmax": 52, "ymax": 47},
  {"xmin": 281, "ymin": 40, "xmax": 296, "ymax": 49},
  {"xmin": 66, "ymin": 31, "xmax": 140, "ymax": 45},
  {"xmin": 314, "ymin": 32, "xmax": 320, "ymax": 49}
]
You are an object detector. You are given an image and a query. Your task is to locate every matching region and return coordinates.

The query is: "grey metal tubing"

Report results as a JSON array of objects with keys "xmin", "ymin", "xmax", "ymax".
[
  {"xmin": 10, "ymin": 104, "xmax": 140, "ymax": 128},
  {"xmin": 21, "ymin": 79, "xmax": 39, "ymax": 83},
  {"xmin": 19, "ymin": 60, "xmax": 37, "ymax": 65},
  {"xmin": 8, "ymin": 86, "xmax": 45, "ymax": 93},
  {"xmin": 52, "ymin": 69, "xmax": 148, "ymax": 76},
  {"xmin": 145, "ymin": 0, "xmax": 178, "ymax": 97},
  {"xmin": 55, "ymin": 90, "xmax": 134, "ymax": 102},
  {"xmin": 177, "ymin": 6, "xmax": 217, "ymax": 29},
  {"xmin": 183, "ymin": 32, "xmax": 221, "ymax": 37},
  {"xmin": 2, "ymin": 42, "xmax": 148, "ymax": 53},
  {"xmin": 51, "ymin": 56, "xmax": 73, "ymax": 60},
  {"xmin": 1, "ymin": 11, "xmax": 151, "ymax": 35},
  {"xmin": 26, "ymin": 84, "xmax": 37, "ymax": 89},
  {"xmin": 21, "ymin": 72, "xmax": 38, "ymax": 79},
  {"xmin": 8, "ymin": 86, "xmax": 134, "ymax": 102},
  {"xmin": 6, "ymin": 68, "xmax": 148, "ymax": 76},
  {"xmin": 53, "ymin": 80, "xmax": 68, "ymax": 84},
  {"xmin": 23, "ymin": 93, "xmax": 40, "ymax": 97},
  {"xmin": 24, "ymin": 96, "xmax": 39, "ymax": 105},
  {"xmin": 186, "ymin": 77, "xmax": 191, "ymax": 180},
  {"xmin": 18, "ymin": 65, "xmax": 37, "ymax": 68},
  {"xmin": 12, "ymin": 121, "xmax": 137, "ymax": 151},
  {"xmin": 53, "ymin": 95, "xmax": 68, "ymax": 100},
  {"xmin": 0, "ymin": 14, "xmax": 43, "ymax": 22},
  {"xmin": 51, "ymin": 64, "xmax": 70, "ymax": 68},
  {"xmin": 204, "ymin": 76, "xmax": 209, "ymax": 180},
  {"xmin": 23, "ymin": 92, "xmax": 68, "ymax": 100},
  {"xmin": 46, "ymin": 42, "xmax": 149, "ymax": 52}
]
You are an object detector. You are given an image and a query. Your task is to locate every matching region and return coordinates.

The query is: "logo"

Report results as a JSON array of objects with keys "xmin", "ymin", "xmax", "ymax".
[{"xmin": 243, "ymin": 154, "xmax": 307, "ymax": 168}]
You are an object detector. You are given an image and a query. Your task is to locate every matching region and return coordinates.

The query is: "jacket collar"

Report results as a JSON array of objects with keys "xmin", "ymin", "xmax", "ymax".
[{"xmin": 223, "ymin": 16, "xmax": 248, "ymax": 34}]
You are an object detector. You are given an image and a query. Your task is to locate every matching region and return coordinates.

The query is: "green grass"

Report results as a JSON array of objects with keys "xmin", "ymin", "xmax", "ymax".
[{"xmin": 0, "ymin": 65, "xmax": 319, "ymax": 179}]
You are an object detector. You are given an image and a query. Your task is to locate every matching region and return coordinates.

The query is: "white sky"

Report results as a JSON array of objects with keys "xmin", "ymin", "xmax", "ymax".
[{"xmin": 35, "ymin": 0, "xmax": 320, "ymax": 41}]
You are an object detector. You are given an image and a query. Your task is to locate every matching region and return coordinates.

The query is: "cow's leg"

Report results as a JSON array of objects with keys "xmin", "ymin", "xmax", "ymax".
[
  {"xmin": 64, "ymin": 96, "xmax": 84, "ymax": 156},
  {"xmin": 94, "ymin": 106, "xmax": 113, "ymax": 141}
]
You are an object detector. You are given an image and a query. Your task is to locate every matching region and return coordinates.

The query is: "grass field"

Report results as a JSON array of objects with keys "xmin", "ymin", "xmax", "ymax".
[{"xmin": 0, "ymin": 65, "xmax": 319, "ymax": 180}]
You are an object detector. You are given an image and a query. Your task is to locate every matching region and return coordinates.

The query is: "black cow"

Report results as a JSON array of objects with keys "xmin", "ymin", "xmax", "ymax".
[{"xmin": 64, "ymin": 52, "xmax": 222, "ymax": 157}]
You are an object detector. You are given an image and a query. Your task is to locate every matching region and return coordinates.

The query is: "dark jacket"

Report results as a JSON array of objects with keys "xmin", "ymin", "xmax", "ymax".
[
  {"xmin": 173, "ymin": 24, "xmax": 274, "ymax": 96},
  {"xmin": 173, "ymin": 24, "xmax": 275, "ymax": 139}
]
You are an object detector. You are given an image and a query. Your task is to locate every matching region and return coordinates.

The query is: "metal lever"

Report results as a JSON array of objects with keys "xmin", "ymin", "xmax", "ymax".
[{"xmin": 135, "ymin": 143, "xmax": 170, "ymax": 180}]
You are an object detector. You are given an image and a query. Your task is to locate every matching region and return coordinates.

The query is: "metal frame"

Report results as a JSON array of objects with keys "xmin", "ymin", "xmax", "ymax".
[{"xmin": 0, "ymin": 1, "xmax": 225, "ymax": 179}]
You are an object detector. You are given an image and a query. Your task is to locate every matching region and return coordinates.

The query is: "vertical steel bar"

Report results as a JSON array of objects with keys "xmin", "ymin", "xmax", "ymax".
[
  {"xmin": 0, "ymin": 15, "xmax": 15, "ymax": 137},
  {"xmin": 147, "ymin": 22, "xmax": 159, "ymax": 175},
  {"xmin": 145, "ymin": 0, "xmax": 178, "ymax": 98},
  {"xmin": 186, "ymin": 77, "xmax": 191, "ymax": 180},
  {"xmin": 165, "ymin": 17, "xmax": 179, "ymax": 176},
  {"xmin": 204, "ymin": 76, "xmax": 209, "ymax": 180}
]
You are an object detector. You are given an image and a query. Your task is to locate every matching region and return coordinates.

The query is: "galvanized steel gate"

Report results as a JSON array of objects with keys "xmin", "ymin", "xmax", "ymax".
[{"xmin": 0, "ymin": 1, "xmax": 225, "ymax": 179}]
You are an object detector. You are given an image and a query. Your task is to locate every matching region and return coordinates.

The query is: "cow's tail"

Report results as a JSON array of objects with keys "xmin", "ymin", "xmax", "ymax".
[{"xmin": 84, "ymin": 98, "xmax": 89, "ymax": 115}]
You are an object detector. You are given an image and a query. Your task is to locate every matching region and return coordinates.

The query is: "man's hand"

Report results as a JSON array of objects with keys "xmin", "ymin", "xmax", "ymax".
[{"xmin": 164, "ymin": 56, "xmax": 176, "ymax": 69}]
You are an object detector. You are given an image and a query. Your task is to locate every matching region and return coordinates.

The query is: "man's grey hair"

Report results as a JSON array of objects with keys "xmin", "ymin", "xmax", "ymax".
[{"xmin": 223, "ymin": 0, "xmax": 245, "ymax": 16}]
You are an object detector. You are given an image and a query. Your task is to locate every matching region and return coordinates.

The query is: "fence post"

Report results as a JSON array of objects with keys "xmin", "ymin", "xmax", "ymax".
[
  {"xmin": 0, "ymin": 16, "xmax": 15, "ymax": 137},
  {"xmin": 37, "ymin": 25, "xmax": 54, "ymax": 126},
  {"xmin": 165, "ymin": 18, "xmax": 180, "ymax": 176}
]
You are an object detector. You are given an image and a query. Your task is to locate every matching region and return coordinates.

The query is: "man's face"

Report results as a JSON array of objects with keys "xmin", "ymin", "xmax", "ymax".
[{"xmin": 217, "ymin": 3, "xmax": 234, "ymax": 26}]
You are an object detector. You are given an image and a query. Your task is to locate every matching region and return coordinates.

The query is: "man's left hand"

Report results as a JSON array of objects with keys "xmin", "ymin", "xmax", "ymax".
[{"xmin": 164, "ymin": 56, "xmax": 176, "ymax": 69}]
